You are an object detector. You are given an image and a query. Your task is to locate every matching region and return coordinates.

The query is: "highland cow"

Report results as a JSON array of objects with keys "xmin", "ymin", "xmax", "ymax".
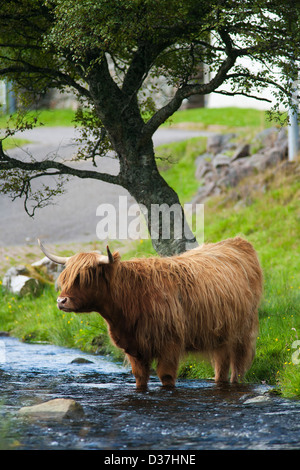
[{"xmin": 38, "ymin": 237, "xmax": 263, "ymax": 389}]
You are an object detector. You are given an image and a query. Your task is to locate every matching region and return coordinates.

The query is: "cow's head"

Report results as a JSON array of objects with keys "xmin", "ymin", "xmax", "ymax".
[{"xmin": 38, "ymin": 239, "xmax": 116, "ymax": 314}]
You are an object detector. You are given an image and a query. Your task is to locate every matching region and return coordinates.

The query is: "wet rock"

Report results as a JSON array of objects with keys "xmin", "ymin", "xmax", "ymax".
[
  {"xmin": 18, "ymin": 398, "xmax": 84, "ymax": 420},
  {"xmin": 244, "ymin": 395, "xmax": 271, "ymax": 405},
  {"xmin": 71, "ymin": 357, "xmax": 94, "ymax": 364}
]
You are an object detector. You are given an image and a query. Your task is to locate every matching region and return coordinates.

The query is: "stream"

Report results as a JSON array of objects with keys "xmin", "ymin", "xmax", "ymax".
[{"xmin": 0, "ymin": 336, "xmax": 300, "ymax": 451}]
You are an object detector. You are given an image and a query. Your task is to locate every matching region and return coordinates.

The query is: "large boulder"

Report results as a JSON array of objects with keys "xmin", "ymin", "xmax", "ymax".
[
  {"xmin": 2, "ymin": 254, "xmax": 64, "ymax": 296},
  {"xmin": 2, "ymin": 267, "xmax": 42, "ymax": 296},
  {"xmin": 18, "ymin": 398, "xmax": 84, "ymax": 420},
  {"xmin": 246, "ymin": 147, "xmax": 286, "ymax": 172}
]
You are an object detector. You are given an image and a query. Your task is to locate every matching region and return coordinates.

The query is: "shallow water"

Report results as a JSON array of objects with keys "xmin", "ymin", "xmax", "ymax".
[{"xmin": 0, "ymin": 336, "xmax": 300, "ymax": 450}]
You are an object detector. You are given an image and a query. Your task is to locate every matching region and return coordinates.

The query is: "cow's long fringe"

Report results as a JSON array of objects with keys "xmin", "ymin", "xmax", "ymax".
[{"xmin": 58, "ymin": 237, "xmax": 263, "ymax": 363}]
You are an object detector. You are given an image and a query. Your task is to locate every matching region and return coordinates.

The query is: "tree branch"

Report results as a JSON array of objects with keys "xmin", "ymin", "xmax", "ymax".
[
  {"xmin": 10, "ymin": 170, "xmax": 65, "ymax": 217},
  {"xmin": 122, "ymin": 41, "xmax": 169, "ymax": 97},
  {"xmin": 87, "ymin": 55, "xmax": 125, "ymax": 123},
  {"xmin": 0, "ymin": 62, "xmax": 91, "ymax": 100},
  {"xmin": 141, "ymin": 49, "xmax": 238, "ymax": 143},
  {"xmin": 213, "ymin": 89, "xmax": 272, "ymax": 103},
  {"xmin": 0, "ymin": 142, "xmax": 120, "ymax": 187},
  {"xmin": 225, "ymin": 73, "xmax": 289, "ymax": 96}
]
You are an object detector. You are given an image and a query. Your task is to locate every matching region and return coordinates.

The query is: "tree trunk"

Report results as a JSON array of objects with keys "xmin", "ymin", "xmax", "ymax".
[
  {"xmin": 128, "ymin": 170, "xmax": 198, "ymax": 256},
  {"xmin": 120, "ymin": 143, "xmax": 198, "ymax": 256},
  {"xmin": 88, "ymin": 66, "xmax": 198, "ymax": 256}
]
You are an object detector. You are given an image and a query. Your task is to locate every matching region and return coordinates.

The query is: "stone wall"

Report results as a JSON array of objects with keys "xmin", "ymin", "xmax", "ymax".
[{"xmin": 192, "ymin": 127, "xmax": 291, "ymax": 204}]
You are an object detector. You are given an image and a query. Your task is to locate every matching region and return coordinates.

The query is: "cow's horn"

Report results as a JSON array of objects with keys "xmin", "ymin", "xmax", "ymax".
[
  {"xmin": 37, "ymin": 239, "xmax": 69, "ymax": 265},
  {"xmin": 107, "ymin": 246, "xmax": 114, "ymax": 264},
  {"xmin": 95, "ymin": 246, "xmax": 114, "ymax": 265}
]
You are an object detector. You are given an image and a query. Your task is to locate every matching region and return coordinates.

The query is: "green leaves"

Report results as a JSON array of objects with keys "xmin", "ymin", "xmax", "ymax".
[
  {"xmin": 1, "ymin": 0, "xmax": 298, "ymax": 113},
  {"xmin": 73, "ymin": 106, "xmax": 112, "ymax": 165},
  {"xmin": 0, "ymin": 0, "xmax": 299, "ymax": 215},
  {"xmin": 0, "ymin": 161, "xmax": 67, "ymax": 217}
]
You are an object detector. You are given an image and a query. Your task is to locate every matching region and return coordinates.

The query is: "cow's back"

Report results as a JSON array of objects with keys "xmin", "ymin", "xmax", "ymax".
[{"xmin": 112, "ymin": 237, "xmax": 262, "ymax": 356}]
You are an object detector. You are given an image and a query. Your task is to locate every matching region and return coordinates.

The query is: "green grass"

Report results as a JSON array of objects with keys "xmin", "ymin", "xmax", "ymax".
[
  {"xmin": 0, "ymin": 106, "xmax": 279, "ymax": 130},
  {"xmin": 122, "ymin": 156, "xmax": 299, "ymax": 396},
  {"xmin": 0, "ymin": 108, "xmax": 76, "ymax": 129},
  {"xmin": 156, "ymin": 136, "xmax": 207, "ymax": 203},
  {"xmin": 0, "ymin": 285, "xmax": 122, "ymax": 360},
  {"xmin": 165, "ymin": 106, "xmax": 280, "ymax": 129},
  {"xmin": 179, "ymin": 157, "xmax": 300, "ymax": 394},
  {"xmin": 1, "ymin": 137, "xmax": 32, "ymax": 150}
]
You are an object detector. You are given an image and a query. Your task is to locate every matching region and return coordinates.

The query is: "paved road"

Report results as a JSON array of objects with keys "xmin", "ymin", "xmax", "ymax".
[{"xmin": 0, "ymin": 127, "xmax": 209, "ymax": 247}]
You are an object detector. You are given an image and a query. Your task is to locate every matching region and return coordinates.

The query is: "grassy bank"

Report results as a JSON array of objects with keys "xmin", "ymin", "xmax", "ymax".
[
  {"xmin": 0, "ymin": 107, "xmax": 299, "ymax": 397},
  {"xmin": 0, "ymin": 286, "xmax": 120, "ymax": 358},
  {"xmin": 165, "ymin": 106, "xmax": 279, "ymax": 130}
]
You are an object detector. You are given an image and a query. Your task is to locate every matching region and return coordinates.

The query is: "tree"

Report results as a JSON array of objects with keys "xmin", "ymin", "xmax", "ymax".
[{"xmin": 0, "ymin": 0, "xmax": 299, "ymax": 255}]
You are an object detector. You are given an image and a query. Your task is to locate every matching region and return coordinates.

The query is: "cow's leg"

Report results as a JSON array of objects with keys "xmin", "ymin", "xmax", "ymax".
[
  {"xmin": 157, "ymin": 343, "xmax": 180, "ymax": 388},
  {"xmin": 212, "ymin": 346, "xmax": 230, "ymax": 383},
  {"xmin": 230, "ymin": 339, "xmax": 255, "ymax": 383},
  {"xmin": 127, "ymin": 355, "xmax": 150, "ymax": 390},
  {"xmin": 230, "ymin": 318, "xmax": 258, "ymax": 383}
]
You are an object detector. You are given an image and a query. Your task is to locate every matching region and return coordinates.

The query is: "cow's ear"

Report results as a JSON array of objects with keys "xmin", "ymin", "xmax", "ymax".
[{"xmin": 107, "ymin": 246, "xmax": 114, "ymax": 264}]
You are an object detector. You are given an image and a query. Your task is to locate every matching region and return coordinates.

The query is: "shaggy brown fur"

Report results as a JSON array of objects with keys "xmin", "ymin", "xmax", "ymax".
[{"xmin": 57, "ymin": 237, "xmax": 263, "ymax": 389}]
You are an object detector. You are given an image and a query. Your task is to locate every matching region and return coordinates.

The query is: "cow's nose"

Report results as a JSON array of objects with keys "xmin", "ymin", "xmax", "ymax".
[{"xmin": 57, "ymin": 296, "xmax": 68, "ymax": 305}]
